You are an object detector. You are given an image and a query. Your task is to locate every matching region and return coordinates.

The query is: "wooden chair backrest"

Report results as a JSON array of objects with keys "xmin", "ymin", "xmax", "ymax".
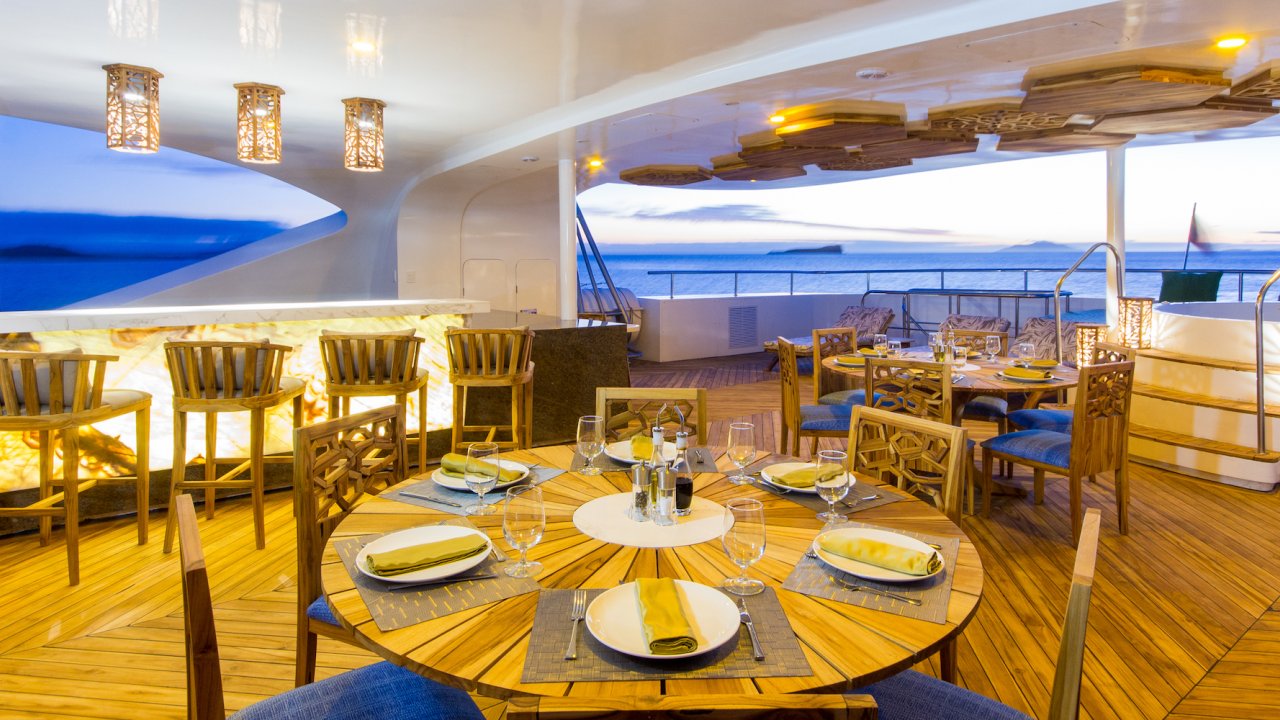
[
  {"xmin": 595, "ymin": 387, "xmax": 708, "ymax": 445},
  {"xmin": 293, "ymin": 405, "xmax": 405, "ymax": 616},
  {"xmin": 176, "ymin": 494, "xmax": 225, "ymax": 720},
  {"xmin": 0, "ymin": 351, "xmax": 114, "ymax": 416},
  {"xmin": 950, "ymin": 329, "xmax": 1007, "ymax": 355},
  {"xmin": 812, "ymin": 326, "xmax": 859, "ymax": 404},
  {"xmin": 164, "ymin": 341, "xmax": 291, "ymax": 400},
  {"xmin": 319, "ymin": 332, "xmax": 423, "ymax": 387},
  {"xmin": 506, "ymin": 693, "xmax": 877, "ymax": 719},
  {"xmin": 1092, "ymin": 341, "xmax": 1134, "ymax": 365},
  {"xmin": 1068, "ymin": 361, "xmax": 1135, "ymax": 476},
  {"xmin": 1048, "ymin": 507, "xmax": 1101, "ymax": 720},
  {"xmin": 445, "ymin": 327, "xmax": 534, "ymax": 385},
  {"xmin": 776, "ymin": 337, "xmax": 801, "ymax": 431},
  {"xmin": 864, "ymin": 357, "xmax": 953, "ymax": 423},
  {"xmin": 847, "ymin": 405, "xmax": 967, "ymax": 523}
]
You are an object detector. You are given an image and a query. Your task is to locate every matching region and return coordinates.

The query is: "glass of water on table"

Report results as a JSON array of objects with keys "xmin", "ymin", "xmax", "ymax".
[{"xmin": 814, "ymin": 449, "xmax": 850, "ymax": 525}]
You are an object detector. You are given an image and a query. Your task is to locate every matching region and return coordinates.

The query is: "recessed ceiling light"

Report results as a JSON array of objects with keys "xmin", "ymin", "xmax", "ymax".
[
  {"xmin": 521, "ymin": 155, "xmax": 539, "ymax": 163},
  {"xmin": 1215, "ymin": 36, "xmax": 1248, "ymax": 49},
  {"xmin": 769, "ymin": 114, "xmax": 786, "ymax": 124},
  {"xmin": 855, "ymin": 67, "xmax": 889, "ymax": 80},
  {"xmin": 587, "ymin": 158, "xmax": 603, "ymax": 169},
  {"xmin": 350, "ymin": 39, "xmax": 376, "ymax": 54}
]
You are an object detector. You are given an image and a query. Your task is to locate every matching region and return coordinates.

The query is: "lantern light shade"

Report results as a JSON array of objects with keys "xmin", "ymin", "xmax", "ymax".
[
  {"xmin": 1075, "ymin": 323, "xmax": 1109, "ymax": 366},
  {"xmin": 103, "ymin": 63, "xmax": 162, "ymax": 153},
  {"xmin": 1118, "ymin": 296, "xmax": 1155, "ymax": 349},
  {"xmin": 342, "ymin": 97, "xmax": 385, "ymax": 171},
  {"xmin": 235, "ymin": 83, "xmax": 284, "ymax": 163}
]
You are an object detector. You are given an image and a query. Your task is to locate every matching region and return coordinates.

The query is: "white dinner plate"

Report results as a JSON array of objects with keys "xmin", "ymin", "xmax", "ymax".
[
  {"xmin": 604, "ymin": 440, "xmax": 678, "ymax": 464},
  {"xmin": 355, "ymin": 525, "xmax": 492, "ymax": 585},
  {"xmin": 430, "ymin": 459, "xmax": 529, "ymax": 492},
  {"xmin": 833, "ymin": 356, "xmax": 866, "ymax": 368},
  {"xmin": 585, "ymin": 580, "xmax": 740, "ymax": 660},
  {"xmin": 995, "ymin": 370, "xmax": 1056, "ymax": 384},
  {"xmin": 811, "ymin": 527, "xmax": 944, "ymax": 584},
  {"xmin": 758, "ymin": 461, "xmax": 830, "ymax": 494}
]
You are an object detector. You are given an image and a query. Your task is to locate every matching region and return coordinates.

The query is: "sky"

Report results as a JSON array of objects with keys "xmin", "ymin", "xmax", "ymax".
[{"xmin": 579, "ymin": 134, "xmax": 1280, "ymax": 251}]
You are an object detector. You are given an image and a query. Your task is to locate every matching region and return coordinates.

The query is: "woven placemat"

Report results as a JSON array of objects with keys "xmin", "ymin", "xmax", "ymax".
[
  {"xmin": 521, "ymin": 587, "xmax": 810, "ymax": 683},
  {"xmin": 687, "ymin": 447, "xmax": 720, "ymax": 473},
  {"xmin": 781, "ymin": 522, "xmax": 960, "ymax": 624},
  {"xmin": 386, "ymin": 466, "xmax": 565, "ymax": 516},
  {"xmin": 335, "ymin": 519, "xmax": 539, "ymax": 631},
  {"xmin": 569, "ymin": 451, "xmax": 632, "ymax": 472},
  {"xmin": 744, "ymin": 457, "xmax": 903, "ymax": 515}
]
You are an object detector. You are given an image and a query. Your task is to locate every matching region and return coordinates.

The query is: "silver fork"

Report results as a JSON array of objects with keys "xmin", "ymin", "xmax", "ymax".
[
  {"xmin": 827, "ymin": 574, "xmax": 922, "ymax": 606},
  {"xmin": 564, "ymin": 589, "xmax": 587, "ymax": 660}
]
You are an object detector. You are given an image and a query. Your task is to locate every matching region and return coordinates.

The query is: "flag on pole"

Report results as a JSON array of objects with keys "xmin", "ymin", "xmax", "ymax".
[{"xmin": 1182, "ymin": 203, "xmax": 1211, "ymax": 269}]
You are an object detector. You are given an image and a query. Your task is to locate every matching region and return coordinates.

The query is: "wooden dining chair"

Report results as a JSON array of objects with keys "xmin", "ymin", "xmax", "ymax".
[
  {"xmin": 1008, "ymin": 343, "xmax": 1134, "ymax": 433},
  {"xmin": 0, "ymin": 350, "xmax": 151, "ymax": 585},
  {"xmin": 857, "ymin": 508, "xmax": 1102, "ymax": 720},
  {"xmin": 812, "ymin": 326, "xmax": 869, "ymax": 406},
  {"xmin": 950, "ymin": 329, "xmax": 1012, "ymax": 476},
  {"xmin": 847, "ymin": 405, "xmax": 967, "ymax": 525},
  {"xmin": 445, "ymin": 326, "xmax": 535, "ymax": 453},
  {"xmin": 162, "ymin": 340, "xmax": 305, "ymax": 553},
  {"xmin": 595, "ymin": 386, "xmax": 708, "ymax": 445},
  {"xmin": 507, "ymin": 693, "xmax": 878, "ymax": 719},
  {"xmin": 318, "ymin": 329, "xmax": 428, "ymax": 471},
  {"xmin": 293, "ymin": 405, "xmax": 406, "ymax": 686},
  {"xmin": 982, "ymin": 361, "xmax": 1135, "ymax": 545},
  {"xmin": 777, "ymin": 337, "xmax": 852, "ymax": 458},
  {"xmin": 176, "ymin": 494, "xmax": 484, "ymax": 720},
  {"xmin": 949, "ymin": 328, "xmax": 1007, "ymax": 355}
]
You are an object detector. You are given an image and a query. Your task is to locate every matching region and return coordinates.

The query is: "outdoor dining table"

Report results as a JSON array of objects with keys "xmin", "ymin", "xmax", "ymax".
[
  {"xmin": 821, "ymin": 352, "xmax": 1080, "ymax": 410},
  {"xmin": 321, "ymin": 443, "xmax": 983, "ymax": 700}
]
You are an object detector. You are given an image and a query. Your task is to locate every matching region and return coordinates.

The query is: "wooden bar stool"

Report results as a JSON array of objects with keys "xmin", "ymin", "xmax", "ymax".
[
  {"xmin": 0, "ymin": 351, "xmax": 151, "ymax": 585},
  {"xmin": 444, "ymin": 327, "xmax": 534, "ymax": 453},
  {"xmin": 162, "ymin": 340, "xmax": 304, "ymax": 553},
  {"xmin": 318, "ymin": 330, "xmax": 428, "ymax": 471}
]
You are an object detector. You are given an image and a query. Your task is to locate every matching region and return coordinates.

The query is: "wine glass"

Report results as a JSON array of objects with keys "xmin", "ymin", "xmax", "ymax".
[
  {"xmin": 887, "ymin": 339, "xmax": 903, "ymax": 357},
  {"xmin": 985, "ymin": 335, "xmax": 1002, "ymax": 361},
  {"xmin": 814, "ymin": 450, "xmax": 850, "ymax": 525},
  {"xmin": 464, "ymin": 442, "xmax": 501, "ymax": 516},
  {"xmin": 576, "ymin": 415, "xmax": 605, "ymax": 475},
  {"xmin": 726, "ymin": 422, "xmax": 756, "ymax": 485},
  {"xmin": 721, "ymin": 498, "xmax": 766, "ymax": 596},
  {"xmin": 873, "ymin": 333, "xmax": 889, "ymax": 356},
  {"xmin": 502, "ymin": 485, "xmax": 544, "ymax": 578},
  {"xmin": 1014, "ymin": 341, "xmax": 1035, "ymax": 366}
]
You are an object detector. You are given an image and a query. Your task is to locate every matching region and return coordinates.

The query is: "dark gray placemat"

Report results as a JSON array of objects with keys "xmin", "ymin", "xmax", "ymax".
[
  {"xmin": 781, "ymin": 522, "xmax": 960, "ymax": 624},
  {"xmin": 687, "ymin": 447, "xmax": 720, "ymax": 473},
  {"xmin": 743, "ymin": 457, "xmax": 904, "ymax": 515},
  {"xmin": 335, "ymin": 519, "xmax": 539, "ymax": 632},
  {"xmin": 521, "ymin": 587, "xmax": 809, "ymax": 683},
  {"xmin": 570, "ymin": 451, "xmax": 632, "ymax": 472},
  {"xmin": 386, "ymin": 466, "xmax": 565, "ymax": 516}
]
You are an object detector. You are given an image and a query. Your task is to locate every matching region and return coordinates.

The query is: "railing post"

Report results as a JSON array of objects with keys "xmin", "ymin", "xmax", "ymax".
[
  {"xmin": 789, "ymin": 273, "xmax": 794, "ymax": 295},
  {"xmin": 734, "ymin": 273, "xmax": 739, "ymax": 297},
  {"xmin": 1256, "ymin": 268, "xmax": 1280, "ymax": 454},
  {"xmin": 669, "ymin": 273, "xmax": 674, "ymax": 299},
  {"xmin": 1239, "ymin": 273, "xmax": 1245, "ymax": 302}
]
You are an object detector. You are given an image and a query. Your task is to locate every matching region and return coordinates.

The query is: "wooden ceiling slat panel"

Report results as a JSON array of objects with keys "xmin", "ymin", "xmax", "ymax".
[
  {"xmin": 775, "ymin": 113, "xmax": 907, "ymax": 148},
  {"xmin": 710, "ymin": 155, "xmax": 807, "ymax": 181},
  {"xmin": 929, "ymin": 101, "xmax": 1071, "ymax": 135},
  {"xmin": 1231, "ymin": 64, "xmax": 1280, "ymax": 100},
  {"xmin": 737, "ymin": 141, "xmax": 849, "ymax": 167},
  {"xmin": 996, "ymin": 126, "xmax": 1133, "ymax": 152},
  {"xmin": 1020, "ymin": 65, "xmax": 1230, "ymax": 115},
  {"xmin": 858, "ymin": 130, "xmax": 979, "ymax": 161},
  {"xmin": 814, "ymin": 151, "xmax": 912, "ymax": 172},
  {"xmin": 618, "ymin": 165, "xmax": 714, "ymax": 186},
  {"xmin": 1092, "ymin": 97, "xmax": 1278, "ymax": 134}
]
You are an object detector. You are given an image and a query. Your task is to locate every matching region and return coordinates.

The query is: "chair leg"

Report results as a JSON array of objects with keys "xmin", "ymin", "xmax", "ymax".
[
  {"xmin": 451, "ymin": 386, "xmax": 465, "ymax": 454},
  {"xmin": 251, "ymin": 408, "xmax": 266, "ymax": 550},
  {"xmin": 38, "ymin": 430, "xmax": 53, "ymax": 546},
  {"xmin": 510, "ymin": 385, "xmax": 521, "ymax": 449},
  {"xmin": 295, "ymin": 619, "xmax": 318, "ymax": 687},
  {"xmin": 1069, "ymin": 471, "xmax": 1083, "ymax": 547},
  {"xmin": 164, "ymin": 411, "xmax": 189, "ymax": 553},
  {"xmin": 779, "ymin": 425, "xmax": 789, "ymax": 456},
  {"xmin": 135, "ymin": 408, "xmax": 149, "ymax": 545},
  {"xmin": 940, "ymin": 637, "xmax": 958, "ymax": 684},
  {"xmin": 327, "ymin": 393, "xmax": 340, "ymax": 420},
  {"xmin": 416, "ymin": 387, "xmax": 428, "ymax": 472},
  {"xmin": 62, "ymin": 427, "xmax": 81, "ymax": 586},
  {"xmin": 524, "ymin": 381, "xmax": 534, "ymax": 449},
  {"xmin": 809, "ymin": 435, "xmax": 819, "ymax": 459},
  {"xmin": 1033, "ymin": 468, "xmax": 1045, "ymax": 505},
  {"xmin": 294, "ymin": 395, "xmax": 304, "ymax": 431},
  {"xmin": 204, "ymin": 413, "xmax": 218, "ymax": 520},
  {"xmin": 981, "ymin": 449, "xmax": 994, "ymax": 518},
  {"xmin": 1116, "ymin": 462, "xmax": 1129, "ymax": 535}
]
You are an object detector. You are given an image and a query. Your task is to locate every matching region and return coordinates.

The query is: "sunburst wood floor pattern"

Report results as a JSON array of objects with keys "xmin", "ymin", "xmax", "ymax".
[{"xmin": 0, "ymin": 353, "xmax": 1277, "ymax": 719}]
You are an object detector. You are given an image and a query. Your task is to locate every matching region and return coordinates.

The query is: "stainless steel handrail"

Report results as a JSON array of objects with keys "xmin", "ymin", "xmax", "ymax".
[
  {"xmin": 1255, "ymin": 268, "xmax": 1280, "ymax": 454},
  {"xmin": 1052, "ymin": 243, "xmax": 1124, "ymax": 364}
]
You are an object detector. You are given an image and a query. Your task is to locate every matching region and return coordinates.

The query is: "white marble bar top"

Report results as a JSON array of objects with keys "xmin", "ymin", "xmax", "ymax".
[{"xmin": 0, "ymin": 298, "xmax": 490, "ymax": 333}]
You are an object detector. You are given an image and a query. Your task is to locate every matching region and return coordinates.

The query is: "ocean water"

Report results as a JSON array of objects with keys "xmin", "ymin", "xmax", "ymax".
[{"xmin": 584, "ymin": 249, "xmax": 1280, "ymax": 301}]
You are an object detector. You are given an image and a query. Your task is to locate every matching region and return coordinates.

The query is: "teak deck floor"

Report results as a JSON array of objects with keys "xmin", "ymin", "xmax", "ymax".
[{"xmin": 1, "ymin": 352, "xmax": 1277, "ymax": 719}]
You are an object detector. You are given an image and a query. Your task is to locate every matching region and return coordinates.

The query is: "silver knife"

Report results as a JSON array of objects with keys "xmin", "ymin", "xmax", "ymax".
[
  {"xmin": 736, "ymin": 597, "xmax": 764, "ymax": 660},
  {"xmin": 397, "ymin": 490, "xmax": 464, "ymax": 508}
]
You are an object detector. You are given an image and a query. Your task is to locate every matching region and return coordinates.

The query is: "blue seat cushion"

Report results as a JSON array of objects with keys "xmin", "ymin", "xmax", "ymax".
[
  {"xmin": 799, "ymin": 403, "xmax": 853, "ymax": 431},
  {"xmin": 1009, "ymin": 408, "xmax": 1074, "ymax": 433},
  {"xmin": 306, "ymin": 596, "xmax": 338, "ymax": 627},
  {"xmin": 855, "ymin": 670, "xmax": 1032, "ymax": 720},
  {"xmin": 983, "ymin": 429, "xmax": 1072, "ymax": 469},
  {"xmin": 960, "ymin": 394, "xmax": 1008, "ymax": 421},
  {"xmin": 818, "ymin": 389, "xmax": 868, "ymax": 406},
  {"xmin": 230, "ymin": 660, "xmax": 484, "ymax": 720}
]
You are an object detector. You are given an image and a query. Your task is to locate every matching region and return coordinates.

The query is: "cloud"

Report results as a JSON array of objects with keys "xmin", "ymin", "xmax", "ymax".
[{"xmin": 588, "ymin": 202, "xmax": 955, "ymax": 237}]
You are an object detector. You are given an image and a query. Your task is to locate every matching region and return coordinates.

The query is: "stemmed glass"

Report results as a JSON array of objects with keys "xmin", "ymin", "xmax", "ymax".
[
  {"xmin": 1014, "ymin": 341, "xmax": 1036, "ymax": 366},
  {"xmin": 464, "ymin": 442, "xmax": 501, "ymax": 516},
  {"xmin": 814, "ymin": 449, "xmax": 850, "ymax": 525},
  {"xmin": 726, "ymin": 422, "xmax": 756, "ymax": 485},
  {"xmin": 985, "ymin": 335, "xmax": 1002, "ymax": 361},
  {"xmin": 502, "ymin": 485, "xmax": 544, "ymax": 578},
  {"xmin": 576, "ymin": 415, "xmax": 605, "ymax": 475},
  {"xmin": 721, "ymin": 498, "xmax": 766, "ymax": 596}
]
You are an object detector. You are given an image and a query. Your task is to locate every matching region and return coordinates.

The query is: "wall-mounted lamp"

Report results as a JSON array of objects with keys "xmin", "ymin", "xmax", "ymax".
[
  {"xmin": 235, "ymin": 83, "xmax": 284, "ymax": 163},
  {"xmin": 342, "ymin": 97, "xmax": 385, "ymax": 171},
  {"xmin": 1117, "ymin": 296, "xmax": 1154, "ymax": 349},
  {"xmin": 103, "ymin": 63, "xmax": 162, "ymax": 153}
]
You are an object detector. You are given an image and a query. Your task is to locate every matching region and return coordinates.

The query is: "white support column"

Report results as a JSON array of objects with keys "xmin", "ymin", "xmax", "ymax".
[
  {"xmin": 557, "ymin": 144, "xmax": 578, "ymax": 320},
  {"xmin": 1105, "ymin": 147, "xmax": 1126, "ymax": 325}
]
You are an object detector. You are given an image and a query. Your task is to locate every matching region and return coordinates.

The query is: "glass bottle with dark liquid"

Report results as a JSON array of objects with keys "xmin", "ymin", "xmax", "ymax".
[{"xmin": 672, "ymin": 431, "xmax": 694, "ymax": 516}]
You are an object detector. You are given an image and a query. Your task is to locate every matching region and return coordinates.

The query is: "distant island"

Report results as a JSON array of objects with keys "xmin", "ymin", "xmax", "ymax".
[
  {"xmin": 1000, "ymin": 240, "xmax": 1090, "ymax": 252},
  {"xmin": 767, "ymin": 244, "xmax": 844, "ymax": 255}
]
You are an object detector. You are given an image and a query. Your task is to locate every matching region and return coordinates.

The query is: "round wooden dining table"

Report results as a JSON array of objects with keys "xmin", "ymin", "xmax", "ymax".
[
  {"xmin": 321, "ymin": 444, "xmax": 984, "ymax": 699},
  {"xmin": 821, "ymin": 352, "xmax": 1079, "ymax": 409}
]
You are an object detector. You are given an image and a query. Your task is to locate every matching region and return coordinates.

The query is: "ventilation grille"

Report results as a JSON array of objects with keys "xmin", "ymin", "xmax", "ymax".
[{"xmin": 728, "ymin": 306, "xmax": 758, "ymax": 349}]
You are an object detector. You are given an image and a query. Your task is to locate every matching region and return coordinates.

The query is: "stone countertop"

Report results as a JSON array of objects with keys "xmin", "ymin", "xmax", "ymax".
[{"xmin": 0, "ymin": 298, "xmax": 489, "ymax": 333}]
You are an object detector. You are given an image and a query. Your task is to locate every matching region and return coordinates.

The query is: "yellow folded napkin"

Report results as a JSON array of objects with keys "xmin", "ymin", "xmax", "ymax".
[
  {"xmin": 635, "ymin": 578, "xmax": 698, "ymax": 655},
  {"xmin": 858, "ymin": 347, "xmax": 883, "ymax": 357},
  {"xmin": 365, "ymin": 534, "xmax": 489, "ymax": 577},
  {"xmin": 1028, "ymin": 359, "xmax": 1058, "ymax": 369},
  {"xmin": 834, "ymin": 354, "xmax": 865, "ymax": 365},
  {"xmin": 818, "ymin": 532, "xmax": 941, "ymax": 576},
  {"xmin": 774, "ymin": 463, "xmax": 843, "ymax": 489},
  {"xmin": 630, "ymin": 434, "xmax": 654, "ymax": 460},
  {"xmin": 1003, "ymin": 366, "xmax": 1053, "ymax": 380},
  {"xmin": 439, "ymin": 453, "xmax": 523, "ymax": 483}
]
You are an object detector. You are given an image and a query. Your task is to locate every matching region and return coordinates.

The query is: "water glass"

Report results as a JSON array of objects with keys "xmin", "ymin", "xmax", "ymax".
[
  {"xmin": 985, "ymin": 335, "xmax": 1002, "ymax": 360},
  {"xmin": 1014, "ymin": 341, "xmax": 1036, "ymax": 366},
  {"xmin": 722, "ymin": 498, "xmax": 766, "ymax": 596},
  {"xmin": 465, "ymin": 442, "xmax": 501, "ymax": 516},
  {"xmin": 873, "ymin": 333, "xmax": 889, "ymax": 356},
  {"xmin": 887, "ymin": 339, "xmax": 903, "ymax": 357},
  {"xmin": 726, "ymin": 422, "xmax": 756, "ymax": 485},
  {"xmin": 502, "ymin": 485, "xmax": 544, "ymax": 578},
  {"xmin": 576, "ymin": 415, "xmax": 605, "ymax": 475},
  {"xmin": 951, "ymin": 343, "xmax": 967, "ymax": 364},
  {"xmin": 814, "ymin": 450, "xmax": 850, "ymax": 525}
]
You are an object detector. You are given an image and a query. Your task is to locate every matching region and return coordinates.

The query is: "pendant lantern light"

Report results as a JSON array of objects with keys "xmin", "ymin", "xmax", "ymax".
[
  {"xmin": 342, "ymin": 97, "xmax": 385, "ymax": 171},
  {"xmin": 103, "ymin": 63, "xmax": 162, "ymax": 153},
  {"xmin": 235, "ymin": 83, "xmax": 284, "ymax": 163}
]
